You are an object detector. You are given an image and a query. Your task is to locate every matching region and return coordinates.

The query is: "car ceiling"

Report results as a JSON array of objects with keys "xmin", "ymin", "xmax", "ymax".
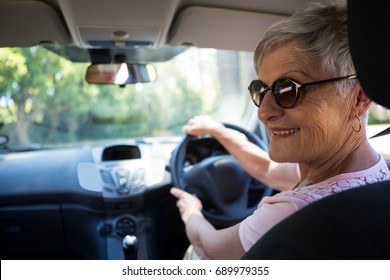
[{"xmin": 0, "ymin": 0, "xmax": 328, "ymax": 62}]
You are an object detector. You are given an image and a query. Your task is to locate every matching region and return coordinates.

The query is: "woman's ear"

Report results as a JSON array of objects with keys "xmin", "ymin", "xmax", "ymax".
[{"xmin": 353, "ymin": 83, "xmax": 372, "ymax": 117}]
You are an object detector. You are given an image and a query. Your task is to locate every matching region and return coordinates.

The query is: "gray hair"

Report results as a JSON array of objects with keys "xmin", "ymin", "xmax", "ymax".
[{"xmin": 254, "ymin": 1, "xmax": 356, "ymax": 96}]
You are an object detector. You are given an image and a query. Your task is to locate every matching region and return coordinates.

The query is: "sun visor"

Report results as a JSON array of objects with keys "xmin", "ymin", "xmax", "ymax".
[
  {"xmin": 0, "ymin": 1, "xmax": 70, "ymax": 47},
  {"xmin": 168, "ymin": 6, "xmax": 286, "ymax": 52}
]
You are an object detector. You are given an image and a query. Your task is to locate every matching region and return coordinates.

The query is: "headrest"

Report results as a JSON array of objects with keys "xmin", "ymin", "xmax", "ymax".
[{"xmin": 348, "ymin": 0, "xmax": 390, "ymax": 109}]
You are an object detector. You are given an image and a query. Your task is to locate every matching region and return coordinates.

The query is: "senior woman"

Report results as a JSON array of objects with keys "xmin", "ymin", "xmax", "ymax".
[{"xmin": 170, "ymin": 0, "xmax": 390, "ymax": 260}]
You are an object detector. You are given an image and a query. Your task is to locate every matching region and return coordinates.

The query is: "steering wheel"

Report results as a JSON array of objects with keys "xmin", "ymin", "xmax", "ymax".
[{"xmin": 170, "ymin": 123, "xmax": 273, "ymax": 228}]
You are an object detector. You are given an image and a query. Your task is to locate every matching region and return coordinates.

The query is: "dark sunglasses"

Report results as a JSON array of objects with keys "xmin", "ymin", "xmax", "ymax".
[{"xmin": 248, "ymin": 74, "xmax": 357, "ymax": 109}]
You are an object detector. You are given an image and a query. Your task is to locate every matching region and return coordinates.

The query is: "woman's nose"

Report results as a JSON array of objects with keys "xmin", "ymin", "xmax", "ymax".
[{"xmin": 258, "ymin": 91, "xmax": 282, "ymax": 123}]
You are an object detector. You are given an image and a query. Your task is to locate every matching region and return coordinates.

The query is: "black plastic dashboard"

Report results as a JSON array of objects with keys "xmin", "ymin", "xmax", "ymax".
[
  {"xmin": 183, "ymin": 137, "xmax": 229, "ymax": 165},
  {"xmin": 0, "ymin": 137, "xmax": 235, "ymax": 259},
  {"xmin": 0, "ymin": 140, "xmax": 183, "ymax": 260}
]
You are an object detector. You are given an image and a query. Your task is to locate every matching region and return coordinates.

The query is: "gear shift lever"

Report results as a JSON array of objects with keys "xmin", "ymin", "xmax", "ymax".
[{"xmin": 122, "ymin": 235, "xmax": 138, "ymax": 260}]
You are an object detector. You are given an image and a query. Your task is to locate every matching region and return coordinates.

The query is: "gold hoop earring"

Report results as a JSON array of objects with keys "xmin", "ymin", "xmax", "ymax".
[{"xmin": 352, "ymin": 116, "xmax": 362, "ymax": 133}]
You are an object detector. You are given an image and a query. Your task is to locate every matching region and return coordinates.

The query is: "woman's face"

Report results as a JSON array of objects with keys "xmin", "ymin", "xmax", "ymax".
[{"xmin": 257, "ymin": 43, "xmax": 354, "ymax": 166}]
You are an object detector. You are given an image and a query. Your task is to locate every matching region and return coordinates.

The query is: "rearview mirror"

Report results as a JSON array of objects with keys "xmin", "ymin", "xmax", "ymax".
[{"xmin": 85, "ymin": 63, "xmax": 157, "ymax": 85}]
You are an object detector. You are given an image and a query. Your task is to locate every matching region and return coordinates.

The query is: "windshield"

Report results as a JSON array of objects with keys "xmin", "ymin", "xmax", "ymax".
[
  {"xmin": 1, "ymin": 46, "xmax": 390, "ymax": 159},
  {"xmin": 0, "ymin": 46, "xmax": 256, "ymax": 148}
]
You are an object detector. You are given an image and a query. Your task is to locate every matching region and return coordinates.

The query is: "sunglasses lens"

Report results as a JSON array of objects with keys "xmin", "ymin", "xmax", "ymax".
[
  {"xmin": 249, "ymin": 80, "xmax": 266, "ymax": 107},
  {"xmin": 273, "ymin": 79, "xmax": 298, "ymax": 108}
]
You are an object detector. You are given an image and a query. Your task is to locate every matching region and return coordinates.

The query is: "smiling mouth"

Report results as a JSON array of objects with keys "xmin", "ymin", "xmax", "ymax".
[{"xmin": 272, "ymin": 128, "xmax": 300, "ymax": 136}]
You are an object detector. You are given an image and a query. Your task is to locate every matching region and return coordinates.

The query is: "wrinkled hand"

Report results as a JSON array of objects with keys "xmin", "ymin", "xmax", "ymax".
[
  {"xmin": 170, "ymin": 187, "xmax": 203, "ymax": 222},
  {"xmin": 182, "ymin": 115, "xmax": 224, "ymax": 136}
]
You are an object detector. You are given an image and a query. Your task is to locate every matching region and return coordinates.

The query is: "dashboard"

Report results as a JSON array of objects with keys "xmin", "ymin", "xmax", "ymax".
[
  {"xmin": 0, "ymin": 138, "xmax": 186, "ymax": 260},
  {"xmin": 183, "ymin": 137, "xmax": 229, "ymax": 166},
  {"xmin": 0, "ymin": 136, "xmax": 241, "ymax": 259}
]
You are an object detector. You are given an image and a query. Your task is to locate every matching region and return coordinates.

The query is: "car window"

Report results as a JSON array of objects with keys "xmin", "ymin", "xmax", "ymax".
[
  {"xmin": 0, "ymin": 46, "xmax": 256, "ymax": 149},
  {"xmin": 368, "ymin": 103, "xmax": 390, "ymax": 159}
]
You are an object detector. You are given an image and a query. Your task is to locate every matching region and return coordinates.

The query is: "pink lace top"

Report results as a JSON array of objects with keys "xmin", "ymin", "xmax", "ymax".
[{"xmin": 239, "ymin": 155, "xmax": 390, "ymax": 252}]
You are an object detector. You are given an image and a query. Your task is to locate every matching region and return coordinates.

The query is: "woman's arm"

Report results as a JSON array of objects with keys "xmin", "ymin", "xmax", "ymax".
[
  {"xmin": 183, "ymin": 115, "xmax": 300, "ymax": 191},
  {"xmin": 170, "ymin": 187, "xmax": 245, "ymax": 259}
]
